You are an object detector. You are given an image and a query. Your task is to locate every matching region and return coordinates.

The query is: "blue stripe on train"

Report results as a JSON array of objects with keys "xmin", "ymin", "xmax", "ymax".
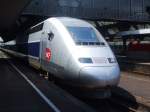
[
  {"xmin": 28, "ymin": 42, "xmax": 40, "ymax": 57},
  {"xmin": 3, "ymin": 42, "xmax": 40, "ymax": 58}
]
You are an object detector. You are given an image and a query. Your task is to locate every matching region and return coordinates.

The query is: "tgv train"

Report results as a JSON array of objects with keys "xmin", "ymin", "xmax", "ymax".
[{"xmin": 2, "ymin": 17, "xmax": 120, "ymax": 98}]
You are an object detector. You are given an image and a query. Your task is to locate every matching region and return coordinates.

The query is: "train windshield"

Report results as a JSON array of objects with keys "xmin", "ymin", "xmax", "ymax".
[{"xmin": 67, "ymin": 27, "xmax": 105, "ymax": 45}]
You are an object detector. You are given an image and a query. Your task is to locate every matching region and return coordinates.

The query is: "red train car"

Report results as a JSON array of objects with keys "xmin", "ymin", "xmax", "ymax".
[
  {"xmin": 128, "ymin": 43, "xmax": 150, "ymax": 51},
  {"xmin": 127, "ymin": 42, "xmax": 150, "ymax": 60}
]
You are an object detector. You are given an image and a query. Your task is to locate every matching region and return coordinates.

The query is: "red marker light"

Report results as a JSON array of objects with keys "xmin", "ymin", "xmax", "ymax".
[{"xmin": 45, "ymin": 48, "xmax": 51, "ymax": 61}]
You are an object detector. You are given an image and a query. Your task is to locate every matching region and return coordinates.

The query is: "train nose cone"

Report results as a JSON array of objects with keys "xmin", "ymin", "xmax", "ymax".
[{"xmin": 79, "ymin": 66, "xmax": 120, "ymax": 88}]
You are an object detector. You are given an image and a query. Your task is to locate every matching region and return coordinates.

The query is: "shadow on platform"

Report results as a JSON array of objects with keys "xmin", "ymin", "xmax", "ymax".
[{"xmin": 111, "ymin": 86, "xmax": 139, "ymax": 111}]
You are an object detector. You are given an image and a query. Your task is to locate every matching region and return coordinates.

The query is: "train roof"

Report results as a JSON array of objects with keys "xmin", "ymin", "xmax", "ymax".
[
  {"xmin": 51, "ymin": 17, "xmax": 92, "ymax": 27},
  {"xmin": 30, "ymin": 17, "xmax": 93, "ymax": 30}
]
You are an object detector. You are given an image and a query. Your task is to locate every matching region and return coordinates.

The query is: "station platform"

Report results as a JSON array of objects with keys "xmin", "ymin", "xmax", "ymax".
[
  {"xmin": 112, "ymin": 71, "xmax": 150, "ymax": 108},
  {"xmin": 117, "ymin": 55, "xmax": 150, "ymax": 75},
  {"xmin": 0, "ymin": 51, "xmax": 94, "ymax": 112}
]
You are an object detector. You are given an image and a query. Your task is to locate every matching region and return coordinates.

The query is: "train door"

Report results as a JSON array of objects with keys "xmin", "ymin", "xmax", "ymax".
[{"xmin": 40, "ymin": 31, "xmax": 54, "ymax": 71}]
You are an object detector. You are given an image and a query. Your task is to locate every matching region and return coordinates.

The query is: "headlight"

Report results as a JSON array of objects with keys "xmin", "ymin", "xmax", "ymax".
[
  {"xmin": 78, "ymin": 58, "xmax": 93, "ymax": 64},
  {"xmin": 108, "ymin": 58, "xmax": 116, "ymax": 63}
]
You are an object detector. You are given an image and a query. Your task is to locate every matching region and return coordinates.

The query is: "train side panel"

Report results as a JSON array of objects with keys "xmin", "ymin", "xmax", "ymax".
[
  {"xmin": 40, "ymin": 19, "xmax": 75, "ymax": 79},
  {"xmin": 28, "ymin": 24, "xmax": 43, "ymax": 69}
]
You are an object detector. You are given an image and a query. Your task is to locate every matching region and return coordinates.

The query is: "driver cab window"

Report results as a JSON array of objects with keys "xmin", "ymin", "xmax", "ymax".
[{"xmin": 67, "ymin": 26, "xmax": 105, "ymax": 46}]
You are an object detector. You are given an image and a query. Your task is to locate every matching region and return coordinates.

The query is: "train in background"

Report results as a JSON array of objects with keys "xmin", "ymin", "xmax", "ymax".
[
  {"xmin": 110, "ymin": 28, "xmax": 150, "ymax": 60},
  {"xmin": 109, "ymin": 40, "xmax": 150, "ymax": 60},
  {"xmin": 2, "ymin": 17, "xmax": 120, "ymax": 98}
]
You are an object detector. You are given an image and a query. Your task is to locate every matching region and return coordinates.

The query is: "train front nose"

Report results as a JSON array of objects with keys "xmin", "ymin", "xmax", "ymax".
[{"xmin": 79, "ymin": 66, "xmax": 120, "ymax": 88}]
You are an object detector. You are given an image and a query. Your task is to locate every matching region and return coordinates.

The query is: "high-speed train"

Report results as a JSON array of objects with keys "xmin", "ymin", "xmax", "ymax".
[{"xmin": 2, "ymin": 17, "xmax": 120, "ymax": 98}]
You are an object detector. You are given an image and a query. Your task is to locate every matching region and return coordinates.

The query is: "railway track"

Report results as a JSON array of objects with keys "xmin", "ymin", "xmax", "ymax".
[
  {"xmin": 80, "ymin": 95, "xmax": 150, "ymax": 112},
  {"xmin": 53, "ymin": 86, "xmax": 131, "ymax": 112},
  {"xmin": 75, "ymin": 98, "xmax": 131, "ymax": 112},
  {"xmin": 110, "ymin": 92, "xmax": 150, "ymax": 112},
  {"xmin": 118, "ymin": 61, "xmax": 150, "ymax": 76},
  {"xmin": 3, "ymin": 52, "xmax": 150, "ymax": 112},
  {"xmin": 56, "ymin": 83, "xmax": 150, "ymax": 112},
  {"xmin": 10, "ymin": 60, "xmax": 150, "ymax": 112}
]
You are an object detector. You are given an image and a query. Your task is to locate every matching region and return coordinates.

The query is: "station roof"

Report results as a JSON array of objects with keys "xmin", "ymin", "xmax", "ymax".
[
  {"xmin": 0, "ymin": 0, "xmax": 31, "ymax": 41},
  {"xmin": 0, "ymin": 0, "xmax": 31, "ymax": 29},
  {"xmin": 0, "ymin": 0, "xmax": 150, "ymax": 42}
]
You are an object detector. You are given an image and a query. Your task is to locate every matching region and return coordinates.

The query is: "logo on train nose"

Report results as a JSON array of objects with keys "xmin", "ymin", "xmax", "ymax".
[{"xmin": 45, "ymin": 48, "xmax": 51, "ymax": 61}]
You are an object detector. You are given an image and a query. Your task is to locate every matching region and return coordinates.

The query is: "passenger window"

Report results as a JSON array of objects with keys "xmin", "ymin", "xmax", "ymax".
[{"xmin": 48, "ymin": 32, "xmax": 54, "ymax": 41}]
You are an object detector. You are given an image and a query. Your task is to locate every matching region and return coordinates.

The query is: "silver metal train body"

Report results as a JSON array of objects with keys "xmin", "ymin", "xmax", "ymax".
[{"xmin": 2, "ymin": 17, "xmax": 120, "ymax": 96}]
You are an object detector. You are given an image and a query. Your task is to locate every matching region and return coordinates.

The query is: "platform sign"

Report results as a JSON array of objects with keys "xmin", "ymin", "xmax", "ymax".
[{"xmin": 45, "ymin": 48, "xmax": 51, "ymax": 61}]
